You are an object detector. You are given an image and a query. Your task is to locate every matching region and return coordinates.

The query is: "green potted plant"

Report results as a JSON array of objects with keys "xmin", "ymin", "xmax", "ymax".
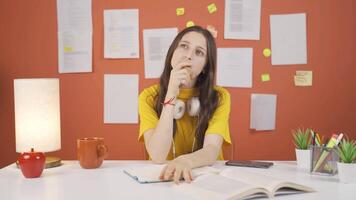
[
  {"xmin": 292, "ymin": 128, "xmax": 312, "ymax": 170},
  {"xmin": 337, "ymin": 138, "xmax": 356, "ymax": 183}
]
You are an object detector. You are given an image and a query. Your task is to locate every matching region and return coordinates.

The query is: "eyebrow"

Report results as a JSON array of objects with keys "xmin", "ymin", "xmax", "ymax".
[{"xmin": 180, "ymin": 40, "xmax": 207, "ymax": 52}]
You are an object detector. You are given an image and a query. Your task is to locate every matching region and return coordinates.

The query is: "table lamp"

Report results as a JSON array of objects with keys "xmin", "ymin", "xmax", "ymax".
[{"xmin": 14, "ymin": 78, "xmax": 62, "ymax": 168}]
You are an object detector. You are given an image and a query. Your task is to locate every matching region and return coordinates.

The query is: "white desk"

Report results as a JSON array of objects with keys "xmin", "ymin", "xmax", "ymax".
[{"xmin": 0, "ymin": 160, "xmax": 355, "ymax": 200}]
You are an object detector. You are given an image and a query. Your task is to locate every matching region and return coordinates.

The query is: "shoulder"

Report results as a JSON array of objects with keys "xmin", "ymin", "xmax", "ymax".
[
  {"xmin": 140, "ymin": 84, "xmax": 159, "ymax": 97},
  {"xmin": 139, "ymin": 84, "xmax": 159, "ymax": 104},
  {"xmin": 214, "ymin": 86, "xmax": 230, "ymax": 104}
]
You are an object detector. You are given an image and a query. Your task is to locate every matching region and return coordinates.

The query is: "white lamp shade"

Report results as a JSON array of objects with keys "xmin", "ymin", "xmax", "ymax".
[{"xmin": 14, "ymin": 78, "xmax": 61, "ymax": 153}]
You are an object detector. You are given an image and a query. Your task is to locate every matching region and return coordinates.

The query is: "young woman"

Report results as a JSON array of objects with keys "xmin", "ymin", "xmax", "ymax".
[{"xmin": 138, "ymin": 26, "xmax": 231, "ymax": 184}]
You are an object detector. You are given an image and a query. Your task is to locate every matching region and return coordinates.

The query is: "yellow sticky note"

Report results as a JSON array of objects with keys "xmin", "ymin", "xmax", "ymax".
[
  {"xmin": 207, "ymin": 3, "xmax": 217, "ymax": 14},
  {"xmin": 176, "ymin": 8, "xmax": 185, "ymax": 16},
  {"xmin": 186, "ymin": 21, "xmax": 195, "ymax": 27},
  {"xmin": 64, "ymin": 46, "xmax": 73, "ymax": 53},
  {"xmin": 261, "ymin": 74, "xmax": 270, "ymax": 82},
  {"xmin": 207, "ymin": 25, "xmax": 218, "ymax": 38},
  {"xmin": 294, "ymin": 71, "xmax": 312, "ymax": 86},
  {"xmin": 263, "ymin": 48, "xmax": 271, "ymax": 57}
]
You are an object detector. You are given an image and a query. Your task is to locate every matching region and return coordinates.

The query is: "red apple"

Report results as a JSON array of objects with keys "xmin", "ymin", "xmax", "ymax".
[{"xmin": 18, "ymin": 148, "xmax": 45, "ymax": 178}]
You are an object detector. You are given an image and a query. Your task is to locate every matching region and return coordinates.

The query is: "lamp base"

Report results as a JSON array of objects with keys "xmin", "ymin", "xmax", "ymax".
[
  {"xmin": 45, "ymin": 156, "xmax": 62, "ymax": 168},
  {"xmin": 16, "ymin": 156, "xmax": 62, "ymax": 168}
]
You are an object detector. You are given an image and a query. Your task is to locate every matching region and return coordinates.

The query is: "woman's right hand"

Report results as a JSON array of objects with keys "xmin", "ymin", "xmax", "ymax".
[{"xmin": 167, "ymin": 61, "xmax": 193, "ymax": 97}]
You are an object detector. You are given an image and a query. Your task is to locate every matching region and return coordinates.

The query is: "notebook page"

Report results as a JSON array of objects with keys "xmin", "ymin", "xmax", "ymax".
[
  {"xmin": 176, "ymin": 173, "xmax": 267, "ymax": 200},
  {"xmin": 123, "ymin": 165, "xmax": 221, "ymax": 183},
  {"xmin": 220, "ymin": 168, "xmax": 314, "ymax": 195},
  {"xmin": 220, "ymin": 168, "xmax": 282, "ymax": 193},
  {"xmin": 124, "ymin": 164, "xmax": 165, "ymax": 183}
]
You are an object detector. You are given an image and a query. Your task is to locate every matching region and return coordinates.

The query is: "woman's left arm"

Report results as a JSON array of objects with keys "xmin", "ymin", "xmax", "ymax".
[
  {"xmin": 160, "ymin": 88, "xmax": 231, "ymax": 184},
  {"xmin": 159, "ymin": 134, "xmax": 223, "ymax": 184}
]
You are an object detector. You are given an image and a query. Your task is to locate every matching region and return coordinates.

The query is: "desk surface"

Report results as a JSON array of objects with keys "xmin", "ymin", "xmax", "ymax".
[{"xmin": 0, "ymin": 160, "xmax": 355, "ymax": 200}]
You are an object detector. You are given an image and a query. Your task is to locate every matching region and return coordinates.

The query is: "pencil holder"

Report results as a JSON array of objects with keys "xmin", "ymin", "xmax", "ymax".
[{"xmin": 310, "ymin": 145, "xmax": 339, "ymax": 175}]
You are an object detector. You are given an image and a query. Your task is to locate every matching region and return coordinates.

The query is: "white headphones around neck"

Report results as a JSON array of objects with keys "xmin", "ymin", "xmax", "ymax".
[{"xmin": 173, "ymin": 97, "xmax": 200, "ymax": 119}]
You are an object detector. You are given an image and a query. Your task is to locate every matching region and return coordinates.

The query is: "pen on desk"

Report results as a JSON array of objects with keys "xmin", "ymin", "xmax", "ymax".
[
  {"xmin": 315, "ymin": 137, "xmax": 320, "ymax": 147},
  {"xmin": 334, "ymin": 133, "xmax": 344, "ymax": 146},
  {"xmin": 316, "ymin": 133, "xmax": 322, "ymax": 146},
  {"xmin": 311, "ymin": 130, "xmax": 315, "ymax": 146},
  {"xmin": 325, "ymin": 134, "xmax": 338, "ymax": 148},
  {"xmin": 312, "ymin": 130, "xmax": 321, "ymax": 147},
  {"xmin": 325, "ymin": 133, "xmax": 343, "ymax": 172}
]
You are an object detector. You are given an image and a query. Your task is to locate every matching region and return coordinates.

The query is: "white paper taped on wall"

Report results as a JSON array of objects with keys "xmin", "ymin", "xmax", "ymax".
[
  {"xmin": 270, "ymin": 13, "xmax": 307, "ymax": 65},
  {"xmin": 104, "ymin": 74, "xmax": 139, "ymax": 124},
  {"xmin": 224, "ymin": 0, "xmax": 261, "ymax": 40},
  {"xmin": 250, "ymin": 94, "xmax": 277, "ymax": 131},
  {"xmin": 143, "ymin": 28, "xmax": 178, "ymax": 78},
  {"xmin": 57, "ymin": 0, "xmax": 93, "ymax": 73},
  {"xmin": 217, "ymin": 48, "xmax": 253, "ymax": 88},
  {"xmin": 104, "ymin": 9, "xmax": 139, "ymax": 59}
]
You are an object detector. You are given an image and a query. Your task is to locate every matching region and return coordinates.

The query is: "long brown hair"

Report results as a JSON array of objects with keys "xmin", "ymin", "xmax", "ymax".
[{"xmin": 154, "ymin": 26, "xmax": 219, "ymax": 151}]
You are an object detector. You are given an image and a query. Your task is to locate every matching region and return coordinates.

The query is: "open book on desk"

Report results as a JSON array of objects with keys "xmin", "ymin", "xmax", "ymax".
[
  {"xmin": 175, "ymin": 167, "xmax": 315, "ymax": 200},
  {"xmin": 123, "ymin": 164, "xmax": 220, "ymax": 183}
]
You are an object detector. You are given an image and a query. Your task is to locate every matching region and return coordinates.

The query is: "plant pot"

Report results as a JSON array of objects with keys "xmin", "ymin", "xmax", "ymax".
[
  {"xmin": 295, "ymin": 149, "xmax": 311, "ymax": 171},
  {"xmin": 337, "ymin": 162, "xmax": 356, "ymax": 184}
]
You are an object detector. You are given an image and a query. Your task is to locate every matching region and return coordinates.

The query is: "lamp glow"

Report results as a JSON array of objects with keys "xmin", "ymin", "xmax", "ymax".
[{"xmin": 14, "ymin": 78, "xmax": 61, "ymax": 168}]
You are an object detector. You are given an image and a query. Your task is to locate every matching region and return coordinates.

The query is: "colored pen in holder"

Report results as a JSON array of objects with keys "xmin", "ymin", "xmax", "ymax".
[{"xmin": 310, "ymin": 145, "xmax": 339, "ymax": 175}]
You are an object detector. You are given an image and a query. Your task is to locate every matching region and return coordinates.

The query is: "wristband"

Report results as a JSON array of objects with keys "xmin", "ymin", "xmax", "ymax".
[{"xmin": 161, "ymin": 97, "xmax": 175, "ymax": 106}]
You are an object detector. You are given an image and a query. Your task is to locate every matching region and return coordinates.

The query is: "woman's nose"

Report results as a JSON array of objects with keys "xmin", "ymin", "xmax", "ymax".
[{"xmin": 185, "ymin": 49, "xmax": 194, "ymax": 60}]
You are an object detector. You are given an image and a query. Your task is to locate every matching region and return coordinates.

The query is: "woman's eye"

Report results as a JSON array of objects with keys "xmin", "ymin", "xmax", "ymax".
[
  {"xmin": 180, "ymin": 43, "xmax": 188, "ymax": 49},
  {"xmin": 196, "ymin": 50, "xmax": 204, "ymax": 56}
]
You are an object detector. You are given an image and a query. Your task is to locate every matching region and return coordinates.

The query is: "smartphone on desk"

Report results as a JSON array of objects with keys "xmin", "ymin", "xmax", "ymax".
[{"xmin": 225, "ymin": 160, "xmax": 274, "ymax": 168}]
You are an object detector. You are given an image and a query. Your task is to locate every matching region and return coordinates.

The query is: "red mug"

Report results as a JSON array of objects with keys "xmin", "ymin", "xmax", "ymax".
[{"xmin": 77, "ymin": 137, "xmax": 108, "ymax": 169}]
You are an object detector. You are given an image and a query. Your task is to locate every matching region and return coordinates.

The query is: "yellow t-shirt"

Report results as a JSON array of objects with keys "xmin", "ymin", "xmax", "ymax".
[{"xmin": 138, "ymin": 84, "xmax": 231, "ymax": 160}]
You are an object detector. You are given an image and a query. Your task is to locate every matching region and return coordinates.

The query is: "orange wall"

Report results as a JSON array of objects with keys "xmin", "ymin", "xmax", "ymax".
[{"xmin": 1, "ymin": 0, "xmax": 355, "ymax": 168}]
